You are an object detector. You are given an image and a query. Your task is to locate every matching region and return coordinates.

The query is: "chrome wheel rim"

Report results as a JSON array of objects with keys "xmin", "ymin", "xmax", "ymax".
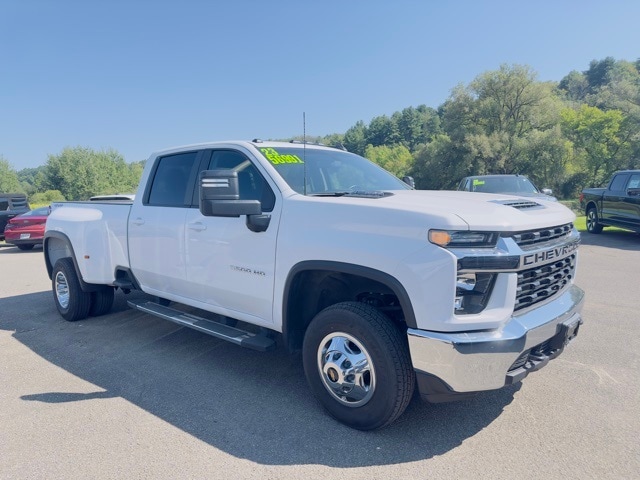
[
  {"xmin": 317, "ymin": 332, "xmax": 376, "ymax": 407},
  {"xmin": 55, "ymin": 271, "xmax": 70, "ymax": 309},
  {"xmin": 587, "ymin": 210, "xmax": 597, "ymax": 231}
]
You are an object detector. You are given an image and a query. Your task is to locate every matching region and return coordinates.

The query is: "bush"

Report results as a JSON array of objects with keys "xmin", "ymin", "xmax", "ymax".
[{"xmin": 30, "ymin": 190, "xmax": 66, "ymax": 204}]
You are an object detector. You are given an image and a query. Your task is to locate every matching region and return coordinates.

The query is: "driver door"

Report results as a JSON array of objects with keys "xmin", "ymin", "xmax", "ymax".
[{"xmin": 184, "ymin": 149, "xmax": 281, "ymax": 326}]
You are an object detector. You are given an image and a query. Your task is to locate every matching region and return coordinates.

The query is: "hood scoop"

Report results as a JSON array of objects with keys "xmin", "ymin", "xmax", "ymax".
[{"xmin": 491, "ymin": 199, "xmax": 542, "ymax": 210}]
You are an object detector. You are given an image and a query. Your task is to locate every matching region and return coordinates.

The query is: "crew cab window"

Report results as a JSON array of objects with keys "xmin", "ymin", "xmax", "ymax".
[
  {"xmin": 148, "ymin": 152, "xmax": 199, "ymax": 207},
  {"xmin": 208, "ymin": 150, "xmax": 275, "ymax": 212},
  {"xmin": 627, "ymin": 174, "xmax": 640, "ymax": 189},
  {"xmin": 609, "ymin": 174, "xmax": 629, "ymax": 192}
]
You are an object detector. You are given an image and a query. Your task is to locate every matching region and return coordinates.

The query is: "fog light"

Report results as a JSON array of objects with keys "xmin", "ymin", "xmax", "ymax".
[
  {"xmin": 456, "ymin": 273, "xmax": 476, "ymax": 291},
  {"xmin": 454, "ymin": 273, "xmax": 496, "ymax": 314},
  {"xmin": 454, "ymin": 296, "xmax": 464, "ymax": 310}
]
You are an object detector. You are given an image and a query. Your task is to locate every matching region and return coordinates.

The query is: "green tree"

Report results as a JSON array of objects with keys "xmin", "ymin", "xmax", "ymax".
[
  {"xmin": 0, "ymin": 157, "xmax": 23, "ymax": 192},
  {"xmin": 366, "ymin": 115, "xmax": 401, "ymax": 147},
  {"xmin": 561, "ymin": 105, "xmax": 629, "ymax": 186},
  {"xmin": 30, "ymin": 190, "xmax": 66, "ymax": 204},
  {"xmin": 343, "ymin": 121, "xmax": 368, "ymax": 155},
  {"xmin": 428, "ymin": 65, "xmax": 564, "ymax": 187},
  {"xmin": 410, "ymin": 134, "xmax": 468, "ymax": 189},
  {"xmin": 558, "ymin": 70, "xmax": 589, "ymax": 102},
  {"xmin": 42, "ymin": 146, "xmax": 140, "ymax": 200},
  {"xmin": 364, "ymin": 144, "xmax": 413, "ymax": 178}
]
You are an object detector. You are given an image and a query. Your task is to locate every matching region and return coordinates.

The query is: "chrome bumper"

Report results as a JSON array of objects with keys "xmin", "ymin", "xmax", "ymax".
[{"xmin": 407, "ymin": 284, "xmax": 585, "ymax": 401}]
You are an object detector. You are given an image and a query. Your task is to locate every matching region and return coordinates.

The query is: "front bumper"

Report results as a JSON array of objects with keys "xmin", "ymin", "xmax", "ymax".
[{"xmin": 407, "ymin": 284, "xmax": 584, "ymax": 402}]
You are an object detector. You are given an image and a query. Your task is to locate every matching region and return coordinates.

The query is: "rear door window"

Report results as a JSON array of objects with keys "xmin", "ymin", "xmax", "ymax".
[{"xmin": 609, "ymin": 174, "xmax": 629, "ymax": 192}]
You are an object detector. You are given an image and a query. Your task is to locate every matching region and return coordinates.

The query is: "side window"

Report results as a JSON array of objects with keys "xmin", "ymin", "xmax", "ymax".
[
  {"xmin": 148, "ymin": 152, "xmax": 199, "ymax": 206},
  {"xmin": 609, "ymin": 174, "xmax": 629, "ymax": 192},
  {"xmin": 609, "ymin": 173, "xmax": 629, "ymax": 192},
  {"xmin": 626, "ymin": 174, "xmax": 640, "ymax": 190},
  {"xmin": 208, "ymin": 150, "xmax": 276, "ymax": 212}
]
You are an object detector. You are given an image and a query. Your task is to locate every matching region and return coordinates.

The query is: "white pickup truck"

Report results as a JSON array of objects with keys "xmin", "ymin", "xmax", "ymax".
[{"xmin": 44, "ymin": 140, "xmax": 584, "ymax": 430}]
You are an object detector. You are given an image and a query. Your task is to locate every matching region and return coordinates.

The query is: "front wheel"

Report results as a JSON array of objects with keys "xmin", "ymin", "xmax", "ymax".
[
  {"xmin": 586, "ymin": 207, "xmax": 603, "ymax": 234},
  {"xmin": 302, "ymin": 302, "xmax": 415, "ymax": 430},
  {"xmin": 52, "ymin": 258, "xmax": 91, "ymax": 322}
]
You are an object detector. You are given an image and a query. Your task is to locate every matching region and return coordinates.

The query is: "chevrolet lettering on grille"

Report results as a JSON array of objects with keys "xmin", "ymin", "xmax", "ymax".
[{"xmin": 521, "ymin": 240, "xmax": 580, "ymax": 268}]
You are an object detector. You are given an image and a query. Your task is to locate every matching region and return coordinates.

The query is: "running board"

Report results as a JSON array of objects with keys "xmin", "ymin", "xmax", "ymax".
[{"xmin": 127, "ymin": 300, "xmax": 276, "ymax": 352}]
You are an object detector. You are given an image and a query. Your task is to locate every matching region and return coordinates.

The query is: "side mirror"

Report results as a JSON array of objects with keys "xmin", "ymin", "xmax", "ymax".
[
  {"xmin": 402, "ymin": 176, "xmax": 415, "ymax": 189},
  {"xmin": 199, "ymin": 170, "xmax": 262, "ymax": 217},
  {"xmin": 542, "ymin": 188, "xmax": 553, "ymax": 195}
]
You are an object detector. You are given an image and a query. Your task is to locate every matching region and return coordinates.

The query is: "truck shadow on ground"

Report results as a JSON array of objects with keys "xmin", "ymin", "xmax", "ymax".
[{"xmin": 1, "ymin": 289, "xmax": 521, "ymax": 468}]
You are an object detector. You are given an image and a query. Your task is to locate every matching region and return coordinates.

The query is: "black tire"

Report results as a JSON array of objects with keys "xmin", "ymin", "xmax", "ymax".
[
  {"xmin": 17, "ymin": 244, "xmax": 35, "ymax": 251},
  {"xmin": 52, "ymin": 258, "xmax": 91, "ymax": 322},
  {"xmin": 586, "ymin": 207, "xmax": 603, "ymax": 234},
  {"xmin": 89, "ymin": 288, "xmax": 115, "ymax": 316},
  {"xmin": 302, "ymin": 301, "xmax": 415, "ymax": 430}
]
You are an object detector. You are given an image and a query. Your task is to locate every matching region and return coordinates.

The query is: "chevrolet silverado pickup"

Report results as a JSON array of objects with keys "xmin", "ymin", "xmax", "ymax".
[
  {"xmin": 44, "ymin": 140, "xmax": 585, "ymax": 430},
  {"xmin": 581, "ymin": 170, "xmax": 640, "ymax": 234}
]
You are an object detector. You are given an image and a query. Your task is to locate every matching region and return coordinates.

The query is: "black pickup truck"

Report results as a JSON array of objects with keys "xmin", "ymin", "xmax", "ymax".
[
  {"xmin": 580, "ymin": 170, "xmax": 640, "ymax": 234},
  {"xmin": 0, "ymin": 193, "xmax": 30, "ymax": 240}
]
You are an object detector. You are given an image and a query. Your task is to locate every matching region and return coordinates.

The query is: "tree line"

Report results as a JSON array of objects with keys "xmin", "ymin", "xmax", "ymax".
[
  {"xmin": 2, "ymin": 57, "xmax": 638, "ymax": 201},
  {"xmin": 1, "ymin": 148, "xmax": 143, "ymax": 203},
  {"xmin": 327, "ymin": 57, "xmax": 639, "ymax": 198}
]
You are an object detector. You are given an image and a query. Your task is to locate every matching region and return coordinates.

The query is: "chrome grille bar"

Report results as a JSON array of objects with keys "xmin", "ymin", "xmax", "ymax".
[{"xmin": 515, "ymin": 254, "xmax": 576, "ymax": 311}]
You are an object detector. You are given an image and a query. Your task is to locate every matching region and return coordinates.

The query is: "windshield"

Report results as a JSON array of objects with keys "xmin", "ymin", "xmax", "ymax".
[
  {"xmin": 255, "ymin": 146, "xmax": 410, "ymax": 195},
  {"xmin": 470, "ymin": 176, "xmax": 539, "ymax": 194}
]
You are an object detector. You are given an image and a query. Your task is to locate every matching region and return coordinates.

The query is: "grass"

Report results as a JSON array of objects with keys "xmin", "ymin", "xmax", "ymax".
[{"xmin": 574, "ymin": 215, "xmax": 638, "ymax": 235}]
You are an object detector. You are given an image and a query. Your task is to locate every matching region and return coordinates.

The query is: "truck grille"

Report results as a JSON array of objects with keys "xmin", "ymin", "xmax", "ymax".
[
  {"xmin": 515, "ymin": 254, "xmax": 576, "ymax": 311},
  {"xmin": 509, "ymin": 223, "xmax": 574, "ymax": 247}
]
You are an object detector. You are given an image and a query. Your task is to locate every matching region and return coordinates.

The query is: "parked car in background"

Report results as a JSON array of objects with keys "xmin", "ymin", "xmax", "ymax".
[
  {"xmin": 457, "ymin": 175, "xmax": 556, "ymax": 201},
  {"xmin": 3, "ymin": 206, "xmax": 50, "ymax": 250},
  {"xmin": 580, "ymin": 170, "xmax": 640, "ymax": 234},
  {"xmin": 89, "ymin": 194, "xmax": 135, "ymax": 201},
  {"xmin": 0, "ymin": 193, "xmax": 30, "ymax": 240}
]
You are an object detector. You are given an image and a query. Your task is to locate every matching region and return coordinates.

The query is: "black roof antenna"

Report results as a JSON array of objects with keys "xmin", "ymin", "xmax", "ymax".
[{"xmin": 303, "ymin": 112, "xmax": 307, "ymax": 195}]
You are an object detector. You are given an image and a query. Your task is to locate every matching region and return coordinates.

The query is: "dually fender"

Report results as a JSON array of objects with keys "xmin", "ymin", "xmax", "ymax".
[{"xmin": 44, "ymin": 231, "xmax": 107, "ymax": 293}]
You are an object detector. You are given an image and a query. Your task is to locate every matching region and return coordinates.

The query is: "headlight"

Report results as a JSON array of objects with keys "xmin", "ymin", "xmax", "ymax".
[{"xmin": 429, "ymin": 230, "xmax": 498, "ymax": 248}]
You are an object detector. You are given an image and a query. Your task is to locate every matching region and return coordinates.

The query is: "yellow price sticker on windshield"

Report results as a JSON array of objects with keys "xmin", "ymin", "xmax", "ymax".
[
  {"xmin": 260, "ymin": 148, "xmax": 304, "ymax": 165},
  {"xmin": 473, "ymin": 179, "xmax": 485, "ymax": 186}
]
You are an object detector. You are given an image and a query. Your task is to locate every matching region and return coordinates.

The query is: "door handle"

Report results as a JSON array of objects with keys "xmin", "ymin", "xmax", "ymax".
[
  {"xmin": 132, "ymin": 217, "xmax": 145, "ymax": 226},
  {"xmin": 188, "ymin": 222, "xmax": 207, "ymax": 232}
]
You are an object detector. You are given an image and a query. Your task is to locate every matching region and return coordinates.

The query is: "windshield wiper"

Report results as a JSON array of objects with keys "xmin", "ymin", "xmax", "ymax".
[
  {"xmin": 308, "ymin": 191, "xmax": 350, "ymax": 197},
  {"xmin": 308, "ymin": 190, "xmax": 393, "ymax": 198}
]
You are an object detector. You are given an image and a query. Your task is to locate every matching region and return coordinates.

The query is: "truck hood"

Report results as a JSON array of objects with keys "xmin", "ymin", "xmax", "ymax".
[{"xmin": 333, "ymin": 190, "xmax": 575, "ymax": 232}]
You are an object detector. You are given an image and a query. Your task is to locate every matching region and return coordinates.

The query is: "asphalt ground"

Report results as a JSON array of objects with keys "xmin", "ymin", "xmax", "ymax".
[{"xmin": 1, "ymin": 232, "xmax": 639, "ymax": 480}]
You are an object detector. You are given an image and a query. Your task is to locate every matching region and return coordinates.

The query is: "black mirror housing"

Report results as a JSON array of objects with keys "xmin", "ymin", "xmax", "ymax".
[{"xmin": 200, "ymin": 170, "xmax": 262, "ymax": 217}]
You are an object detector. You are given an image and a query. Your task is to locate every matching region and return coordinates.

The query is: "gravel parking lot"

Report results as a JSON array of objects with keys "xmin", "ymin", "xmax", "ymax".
[{"xmin": 1, "ymin": 233, "xmax": 639, "ymax": 480}]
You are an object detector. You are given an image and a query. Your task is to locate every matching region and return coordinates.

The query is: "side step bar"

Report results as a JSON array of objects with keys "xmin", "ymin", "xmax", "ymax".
[{"xmin": 127, "ymin": 299, "xmax": 276, "ymax": 352}]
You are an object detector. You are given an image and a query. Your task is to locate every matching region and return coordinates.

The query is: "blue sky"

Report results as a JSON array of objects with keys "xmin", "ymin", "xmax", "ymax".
[{"xmin": 2, "ymin": 0, "xmax": 639, "ymax": 170}]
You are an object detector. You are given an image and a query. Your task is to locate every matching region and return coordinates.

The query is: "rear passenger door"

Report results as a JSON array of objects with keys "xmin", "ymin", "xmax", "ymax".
[
  {"xmin": 128, "ymin": 150, "xmax": 204, "ymax": 299},
  {"xmin": 622, "ymin": 173, "xmax": 640, "ymax": 228},
  {"xmin": 602, "ymin": 173, "xmax": 629, "ymax": 225}
]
